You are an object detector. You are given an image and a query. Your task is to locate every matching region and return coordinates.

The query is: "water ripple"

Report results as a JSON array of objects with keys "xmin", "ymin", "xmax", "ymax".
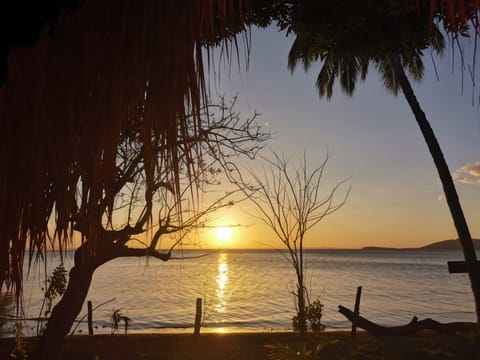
[{"xmin": 6, "ymin": 249, "xmax": 475, "ymax": 336}]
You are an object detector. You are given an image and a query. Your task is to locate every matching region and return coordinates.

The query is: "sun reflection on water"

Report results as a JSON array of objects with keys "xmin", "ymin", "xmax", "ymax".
[{"xmin": 215, "ymin": 253, "xmax": 229, "ymax": 313}]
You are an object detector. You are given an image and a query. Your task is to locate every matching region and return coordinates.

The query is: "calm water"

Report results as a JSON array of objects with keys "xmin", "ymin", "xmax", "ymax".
[{"xmin": 1, "ymin": 249, "xmax": 475, "ymax": 337}]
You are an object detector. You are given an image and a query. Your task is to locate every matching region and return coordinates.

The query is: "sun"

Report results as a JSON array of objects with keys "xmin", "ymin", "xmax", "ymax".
[{"xmin": 214, "ymin": 226, "xmax": 233, "ymax": 243}]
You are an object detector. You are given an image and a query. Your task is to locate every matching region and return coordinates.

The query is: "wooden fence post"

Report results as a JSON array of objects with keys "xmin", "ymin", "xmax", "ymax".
[
  {"xmin": 194, "ymin": 298, "xmax": 202, "ymax": 336},
  {"xmin": 87, "ymin": 300, "xmax": 94, "ymax": 335},
  {"xmin": 351, "ymin": 286, "xmax": 362, "ymax": 339}
]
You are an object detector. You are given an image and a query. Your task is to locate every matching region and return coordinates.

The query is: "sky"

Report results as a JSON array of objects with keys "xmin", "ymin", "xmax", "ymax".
[{"xmin": 199, "ymin": 25, "xmax": 480, "ymax": 250}]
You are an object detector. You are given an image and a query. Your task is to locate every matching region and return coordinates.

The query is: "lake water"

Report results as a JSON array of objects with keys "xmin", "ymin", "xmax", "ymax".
[{"xmin": 0, "ymin": 249, "xmax": 476, "ymax": 337}]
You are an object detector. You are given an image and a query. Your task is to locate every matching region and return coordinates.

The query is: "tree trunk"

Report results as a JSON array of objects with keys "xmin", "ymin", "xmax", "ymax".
[
  {"xmin": 297, "ymin": 281, "xmax": 307, "ymax": 335},
  {"xmin": 33, "ymin": 264, "xmax": 94, "ymax": 359},
  {"xmin": 33, "ymin": 250, "xmax": 97, "ymax": 359},
  {"xmin": 391, "ymin": 56, "xmax": 480, "ymax": 332}
]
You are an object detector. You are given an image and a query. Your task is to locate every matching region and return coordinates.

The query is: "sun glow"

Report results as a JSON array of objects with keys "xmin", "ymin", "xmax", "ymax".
[{"xmin": 214, "ymin": 226, "xmax": 233, "ymax": 243}]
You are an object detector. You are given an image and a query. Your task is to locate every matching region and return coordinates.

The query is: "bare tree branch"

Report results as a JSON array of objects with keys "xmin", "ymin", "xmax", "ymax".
[{"xmin": 234, "ymin": 149, "xmax": 350, "ymax": 334}]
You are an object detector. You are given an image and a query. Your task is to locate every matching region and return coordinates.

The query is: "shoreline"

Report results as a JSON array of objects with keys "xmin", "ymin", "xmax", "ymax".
[
  {"xmin": 2, "ymin": 329, "xmax": 479, "ymax": 359},
  {"xmin": 0, "ymin": 326, "xmax": 349, "ymax": 338}
]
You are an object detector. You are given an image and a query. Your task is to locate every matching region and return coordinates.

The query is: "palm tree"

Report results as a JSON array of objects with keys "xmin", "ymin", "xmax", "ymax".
[
  {"xmin": 389, "ymin": 56, "xmax": 480, "ymax": 331},
  {"xmin": 259, "ymin": 1, "xmax": 480, "ymax": 330}
]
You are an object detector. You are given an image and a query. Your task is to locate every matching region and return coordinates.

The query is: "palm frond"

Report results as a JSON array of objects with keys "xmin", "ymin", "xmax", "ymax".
[
  {"xmin": 375, "ymin": 58, "xmax": 400, "ymax": 95},
  {"xmin": 316, "ymin": 55, "xmax": 338, "ymax": 99},
  {"xmin": 339, "ymin": 56, "xmax": 360, "ymax": 96},
  {"xmin": 288, "ymin": 36, "xmax": 306, "ymax": 72},
  {"xmin": 359, "ymin": 56, "xmax": 370, "ymax": 81},
  {"xmin": 402, "ymin": 51, "xmax": 425, "ymax": 81},
  {"xmin": 288, "ymin": 34, "xmax": 321, "ymax": 73}
]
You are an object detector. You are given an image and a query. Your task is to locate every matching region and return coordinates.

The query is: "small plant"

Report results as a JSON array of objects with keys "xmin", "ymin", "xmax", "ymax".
[
  {"xmin": 11, "ymin": 321, "xmax": 27, "ymax": 359},
  {"xmin": 306, "ymin": 299, "xmax": 325, "ymax": 332},
  {"xmin": 265, "ymin": 342, "xmax": 323, "ymax": 360},
  {"xmin": 292, "ymin": 298, "xmax": 325, "ymax": 333},
  {"xmin": 111, "ymin": 309, "xmax": 132, "ymax": 334},
  {"xmin": 111, "ymin": 309, "xmax": 121, "ymax": 333},
  {"xmin": 37, "ymin": 263, "xmax": 68, "ymax": 335},
  {"xmin": 0, "ymin": 293, "xmax": 14, "ymax": 337}
]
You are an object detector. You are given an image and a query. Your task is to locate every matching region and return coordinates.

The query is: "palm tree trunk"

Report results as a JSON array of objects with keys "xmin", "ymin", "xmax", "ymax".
[{"xmin": 391, "ymin": 55, "xmax": 480, "ymax": 332}]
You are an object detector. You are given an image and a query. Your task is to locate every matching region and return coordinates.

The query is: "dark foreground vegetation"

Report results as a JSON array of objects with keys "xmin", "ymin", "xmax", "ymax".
[{"xmin": 1, "ymin": 330, "xmax": 479, "ymax": 359}]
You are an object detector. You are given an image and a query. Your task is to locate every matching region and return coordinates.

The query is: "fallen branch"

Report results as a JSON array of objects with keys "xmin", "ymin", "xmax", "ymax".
[{"xmin": 338, "ymin": 305, "xmax": 475, "ymax": 336}]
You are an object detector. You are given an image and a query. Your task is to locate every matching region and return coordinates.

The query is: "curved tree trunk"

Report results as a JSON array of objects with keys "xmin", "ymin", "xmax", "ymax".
[
  {"xmin": 391, "ymin": 56, "xmax": 480, "ymax": 332},
  {"xmin": 33, "ymin": 242, "xmax": 112, "ymax": 359},
  {"xmin": 33, "ymin": 259, "xmax": 95, "ymax": 359},
  {"xmin": 32, "ymin": 239, "xmax": 170, "ymax": 359}
]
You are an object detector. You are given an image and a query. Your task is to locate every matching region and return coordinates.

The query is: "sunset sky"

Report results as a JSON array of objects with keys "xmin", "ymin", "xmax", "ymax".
[{"xmin": 201, "ymin": 25, "xmax": 480, "ymax": 250}]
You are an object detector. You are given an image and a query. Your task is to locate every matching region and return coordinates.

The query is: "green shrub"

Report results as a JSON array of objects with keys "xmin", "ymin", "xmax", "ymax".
[
  {"xmin": 292, "ymin": 298, "xmax": 325, "ymax": 332},
  {"xmin": 37, "ymin": 263, "xmax": 67, "ymax": 335}
]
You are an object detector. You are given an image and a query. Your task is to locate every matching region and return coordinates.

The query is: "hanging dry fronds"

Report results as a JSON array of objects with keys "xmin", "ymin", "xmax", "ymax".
[
  {"xmin": 0, "ymin": 0, "xmax": 246, "ymax": 299},
  {"xmin": 424, "ymin": 0, "xmax": 480, "ymax": 33}
]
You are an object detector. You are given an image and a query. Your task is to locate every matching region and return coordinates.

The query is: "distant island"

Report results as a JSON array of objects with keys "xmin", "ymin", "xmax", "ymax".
[{"xmin": 362, "ymin": 239, "xmax": 480, "ymax": 251}]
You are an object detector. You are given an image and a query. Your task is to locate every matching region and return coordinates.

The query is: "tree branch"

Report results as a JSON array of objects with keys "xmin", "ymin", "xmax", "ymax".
[
  {"xmin": 338, "ymin": 305, "xmax": 475, "ymax": 335},
  {"xmin": 112, "ymin": 246, "xmax": 171, "ymax": 261}
]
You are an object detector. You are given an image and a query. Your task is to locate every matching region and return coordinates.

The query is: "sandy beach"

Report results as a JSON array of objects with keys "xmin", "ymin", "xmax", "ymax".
[{"xmin": 2, "ymin": 330, "xmax": 480, "ymax": 359}]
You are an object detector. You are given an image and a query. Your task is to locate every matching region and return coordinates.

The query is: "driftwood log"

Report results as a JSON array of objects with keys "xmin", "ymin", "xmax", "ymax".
[{"xmin": 338, "ymin": 305, "xmax": 475, "ymax": 336}]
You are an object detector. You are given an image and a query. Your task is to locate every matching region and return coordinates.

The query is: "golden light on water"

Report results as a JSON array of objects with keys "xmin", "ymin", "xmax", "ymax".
[{"xmin": 215, "ymin": 253, "xmax": 229, "ymax": 313}]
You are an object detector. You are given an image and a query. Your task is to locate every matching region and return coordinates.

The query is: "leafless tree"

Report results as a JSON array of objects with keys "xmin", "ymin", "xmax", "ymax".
[{"xmin": 239, "ymin": 151, "xmax": 349, "ymax": 335}]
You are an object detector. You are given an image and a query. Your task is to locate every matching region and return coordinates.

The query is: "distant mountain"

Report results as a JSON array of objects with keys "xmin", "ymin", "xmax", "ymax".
[
  {"xmin": 418, "ymin": 239, "xmax": 480, "ymax": 251},
  {"xmin": 362, "ymin": 239, "xmax": 480, "ymax": 251},
  {"xmin": 361, "ymin": 246, "xmax": 401, "ymax": 251}
]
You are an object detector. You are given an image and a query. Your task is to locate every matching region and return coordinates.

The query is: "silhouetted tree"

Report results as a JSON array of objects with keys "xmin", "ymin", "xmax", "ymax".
[
  {"xmin": 246, "ymin": 0, "xmax": 480, "ymax": 332},
  {"xmin": 238, "ymin": 151, "xmax": 349, "ymax": 335},
  {"xmin": 0, "ymin": 0, "xmax": 247, "ymax": 302},
  {"xmin": 3, "ymin": 0, "xmax": 480, "ymax": 344},
  {"xmin": 34, "ymin": 99, "xmax": 269, "ymax": 359}
]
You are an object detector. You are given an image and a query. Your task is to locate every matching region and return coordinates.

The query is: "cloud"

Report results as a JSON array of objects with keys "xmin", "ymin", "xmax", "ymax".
[{"xmin": 452, "ymin": 161, "xmax": 480, "ymax": 185}]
